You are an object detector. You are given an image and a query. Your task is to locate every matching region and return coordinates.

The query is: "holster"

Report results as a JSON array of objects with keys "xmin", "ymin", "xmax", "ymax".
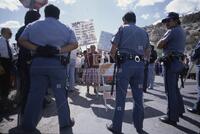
[
  {"xmin": 60, "ymin": 55, "xmax": 70, "ymax": 66},
  {"xmin": 116, "ymin": 51, "xmax": 145, "ymax": 68},
  {"xmin": 116, "ymin": 51, "xmax": 126, "ymax": 67},
  {"xmin": 159, "ymin": 55, "xmax": 173, "ymax": 65}
]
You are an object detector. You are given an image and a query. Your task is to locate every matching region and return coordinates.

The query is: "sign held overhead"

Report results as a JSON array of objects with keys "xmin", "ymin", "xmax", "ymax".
[
  {"xmin": 72, "ymin": 20, "xmax": 97, "ymax": 46},
  {"xmin": 98, "ymin": 31, "xmax": 113, "ymax": 52}
]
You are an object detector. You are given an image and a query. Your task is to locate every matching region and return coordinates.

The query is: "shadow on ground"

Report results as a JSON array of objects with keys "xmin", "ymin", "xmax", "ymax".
[{"xmin": 91, "ymin": 106, "xmax": 165, "ymax": 124}]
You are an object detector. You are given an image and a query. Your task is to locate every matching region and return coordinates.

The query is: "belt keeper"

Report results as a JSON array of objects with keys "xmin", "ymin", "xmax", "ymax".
[{"xmin": 129, "ymin": 54, "xmax": 134, "ymax": 60}]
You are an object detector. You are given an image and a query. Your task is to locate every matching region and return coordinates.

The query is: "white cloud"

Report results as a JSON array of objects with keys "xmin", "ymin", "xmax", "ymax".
[
  {"xmin": 141, "ymin": 14, "xmax": 150, "ymax": 20},
  {"xmin": 153, "ymin": 12, "xmax": 160, "ymax": 19},
  {"xmin": 136, "ymin": 0, "xmax": 165, "ymax": 7},
  {"xmin": 63, "ymin": 0, "xmax": 76, "ymax": 5},
  {"xmin": 0, "ymin": 21, "xmax": 22, "ymax": 29},
  {"xmin": 49, "ymin": 0, "xmax": 57, "ymax": 2},
  {"xmin": 165, "ymin": 0, "xmax": 200, "ymax": 14},
  {"xmin": 152, "ymin": 13, "xmax": 161, "ymax": 25},
  {"xmin": 116, "ymin": 0, "xmax": 134, "ymax": 8},
  {"xmin": 49, "ymin": 0, "xmax": 61, "ymax": 4},
  {"xmin": 0, "ymin": 0, "xmax": 21, "ymax": 11},
  {"xmin": 48, "ymin": 0, "xmax": 76, "ymax": 5}
]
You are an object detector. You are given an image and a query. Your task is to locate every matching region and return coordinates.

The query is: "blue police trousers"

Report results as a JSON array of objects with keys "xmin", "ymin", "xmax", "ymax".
[
  {"xmin": 22, "ymin": 57, "xmax": 71, "ymax": 130},
  {"xmin": 164, "ymin": 63, "xmax": 185, "ymax": 122},
  {"xmin": 194, "ymin": 66, "xmax": 200, "ymax": 109},
  {"xmin": 112, "ymin": 60, "xmax": 144, "ymax": 132}
]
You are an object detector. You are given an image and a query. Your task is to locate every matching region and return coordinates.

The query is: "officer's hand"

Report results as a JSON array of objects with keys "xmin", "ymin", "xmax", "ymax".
[
  {"xmin": 36, "ymin": 45, "xmax": 59, "ymax": 57},
  {"xmin": 45, "ymin": 45, "xmax": 60, "ymax": 55},
  {"xmin": 36, "ymin": 46, "xmax": 46, "ymax": 56}
]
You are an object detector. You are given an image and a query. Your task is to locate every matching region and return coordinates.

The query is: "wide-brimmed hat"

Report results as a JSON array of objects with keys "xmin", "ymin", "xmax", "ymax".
[{"xmin": 162, "ymin": 12, "xmax": 179, "ymax": 23}]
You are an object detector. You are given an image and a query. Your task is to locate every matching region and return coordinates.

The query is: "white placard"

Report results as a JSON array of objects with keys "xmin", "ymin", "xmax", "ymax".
[
  {"xmin": 71, "ymin": 20, "xmax": 97, "ymax": 46},
  {"xmin": 98, "ymin": 31, "xmax": 113, "ymax": 52}
]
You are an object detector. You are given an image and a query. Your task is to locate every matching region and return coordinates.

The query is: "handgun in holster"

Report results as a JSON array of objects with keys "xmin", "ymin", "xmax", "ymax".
[
  {"xmin": 60, "ymin": 55, "xmax": 70, "ymax": 66},
  {"xmin": 116, "ymin": 51, "xmax": 126, "ymax": 67},
  {"xmin": 60, "ymin": 52, "xmax": 71, "ymax": 66},
  {"xmin": 159, "ymin": 54, "xmax": 173, "ymax": 65}
]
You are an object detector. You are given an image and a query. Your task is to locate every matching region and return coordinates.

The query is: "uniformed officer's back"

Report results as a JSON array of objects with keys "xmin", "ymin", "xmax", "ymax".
[
  {"xmin": 120, "ymin": 24, "xmax": 149, "ymax": 55},
  {"xmin": 27, "ymin": 19, "xmax": 73, "ymax": 48},
  {"xmin": 18, "ymin": 4, "xmax": 78, "ymax": 132},
  {"xmin": 107, "ymin": 11, "xmax": 150, "ymax": 134}
]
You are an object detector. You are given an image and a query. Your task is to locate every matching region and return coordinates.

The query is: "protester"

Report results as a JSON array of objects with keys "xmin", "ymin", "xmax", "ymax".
[
  {"xmin": 67, "ymin": 49, "xmax": 77, "ymax": 92},
  {"xmin": 147, "ymin": 45, "xmax": 157, "ymax": 89},
  {"xmin": 75, "ymin": 52, "xmax": 83, "ymax": 84},
  {"xmin": 82, "ymin": 45, "xmax": 101, "ymax": 94}
]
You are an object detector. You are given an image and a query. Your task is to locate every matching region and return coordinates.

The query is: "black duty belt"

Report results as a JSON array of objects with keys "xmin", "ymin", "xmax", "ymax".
[
  {"xmin": 128, "ymin": 54, "xmax": 144, "ymax": 62},
  {"xmin": 117, "ymin": 53, "xmax": 144, "ymax": 63},
  {"xmin": 33, "ymin": 54, "xmax": 62, "ymax": 59}
]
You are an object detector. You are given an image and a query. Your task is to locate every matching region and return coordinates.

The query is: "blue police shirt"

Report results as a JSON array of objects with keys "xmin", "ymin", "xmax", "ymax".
[
  {"xmin": 162, "ymin": 26, "xmax": 186, "ymax": 55},
  {"xmin": 20, "ymin": 17, "xmax": 78, "ymax": 55},
  {"xmin": 112, "ymin": 23, "xmax": 149, "ymax": 55}
]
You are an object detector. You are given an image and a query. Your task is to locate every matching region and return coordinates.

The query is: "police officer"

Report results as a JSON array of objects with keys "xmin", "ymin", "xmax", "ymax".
[
  {"xmin": 106, "ymin": 12, "xmax": 150, "ymax": 134},
  {"xmin": 187, "ymin": 40, "xmax": 200, "ymax": 115},
  {"xmin": 15, "ymin": 10, "xmax": 41, "ymax": 126},
  {"xmin": 157, "ymin": 12, "xmax": 185, "ymax": 125},
  {"xmin": 19, "ymin": 4, "xmax": 78, "ymax": 131}
]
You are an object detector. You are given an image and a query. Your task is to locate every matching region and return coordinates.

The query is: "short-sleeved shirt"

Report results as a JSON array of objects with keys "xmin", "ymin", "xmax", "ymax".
[
  {"xmin": 112, "ymin": 23, "xmax": 149, "ymax": 55},
  {"xmin": 16, "ymin": 25, "xmax": 32, "ymax": 62},
  {"xmin": 20, "ymin": 17, "xmax": 78, "ymax": 56},
  {"xmin": 0, "ymin": 36, "xmax": 16, "ymax": 59},
  {"xmin": 162, "ymin": 26, "xmax": 186, "ymax": 55},
  {"xmin": 70, "ymin": 49, "xmax": 78, "ymax": 60}
]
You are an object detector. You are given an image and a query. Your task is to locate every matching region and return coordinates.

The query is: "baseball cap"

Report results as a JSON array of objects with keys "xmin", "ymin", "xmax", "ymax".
[{"xmin": 162, "ymin": 12, "xmax": 179, "ymax": 23}]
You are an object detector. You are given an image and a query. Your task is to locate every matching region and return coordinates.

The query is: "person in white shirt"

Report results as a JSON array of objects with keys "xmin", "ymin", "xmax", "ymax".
[
  {"xmin": 0, "ymin": 27, "xmax": 13, "ymax": 110},
  {"xmin": 75, "ymin": 52, "xmax": 82, "ymax": 84},
  {"xmin": 0, "ymin": 28, "xmax": 15, "ymax": 59},
  {"xmin": 67, "ymin": 49, "xmax": 77, "ymax": 91}
]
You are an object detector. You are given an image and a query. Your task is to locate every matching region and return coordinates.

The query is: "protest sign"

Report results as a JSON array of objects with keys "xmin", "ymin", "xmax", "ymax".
[
  {"xmin": 72, "ymin": 20, "xmax": 97, "ymax": 46},
  {"xmin": 98, "ymin": 31, "xmax": 113, "ymax": 52}
]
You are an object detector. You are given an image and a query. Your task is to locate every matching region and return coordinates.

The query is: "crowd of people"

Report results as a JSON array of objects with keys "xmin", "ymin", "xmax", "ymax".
[{"xmin": 0, "ymin": 4, "xmax": 199, "ymax": 134}]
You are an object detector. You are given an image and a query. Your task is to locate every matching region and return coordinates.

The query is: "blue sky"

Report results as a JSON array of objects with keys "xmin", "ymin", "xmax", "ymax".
[{"xmin": 0, "ymin": 0, "xmax": 200, "ymax": 44}]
